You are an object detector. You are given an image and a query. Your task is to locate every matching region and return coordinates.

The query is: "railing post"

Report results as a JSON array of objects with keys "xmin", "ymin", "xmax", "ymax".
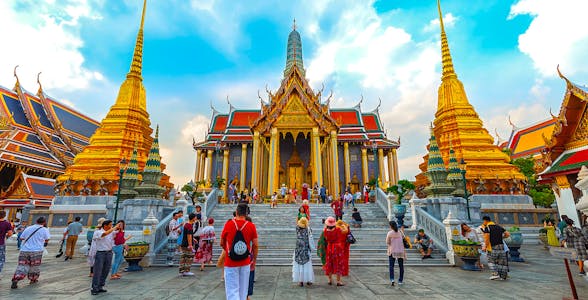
[
  {"xmin": 409, "ymin": 195, "xmax": 418, "ymax": 230},
  {"xmin": 386, "ymin": 192, "xmax": 393, "ymax": 221},
  {"xmin": 442, "ymin": 211, "xmax": 460, "ymax": 265},
  {"xmin": 141, "ymin": 210, "xmax": 159, "ymax": 267}
]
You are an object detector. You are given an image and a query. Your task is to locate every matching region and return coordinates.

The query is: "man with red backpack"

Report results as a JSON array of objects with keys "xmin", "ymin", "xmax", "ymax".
[{"xmin": 220, "ymin": 203, "xmax": 258, "ymax": 300}]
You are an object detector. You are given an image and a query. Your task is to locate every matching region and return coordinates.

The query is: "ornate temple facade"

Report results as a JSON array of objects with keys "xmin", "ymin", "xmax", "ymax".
[
  {"xmin": 193, "ymin": 25, "xmax": 400, "ymax": 198},
  {"xmin": 0, "ymin": 70, "xmax": 99, "ymax": 219},
  {"xmin": 56, "ymin": 0, "xmax": 172, "ymax": 197},
  {"xmin": 538, "ymin": 67, "xmax": 588, "ymax": 226},
  {"xmin": 415, "ymin": 1, "xmax": 525, "ymax": 196}
]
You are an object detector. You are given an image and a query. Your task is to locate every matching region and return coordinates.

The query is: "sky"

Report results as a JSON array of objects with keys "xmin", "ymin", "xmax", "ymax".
[{"xmin": 2, "ymin": 0, "xmax": 588, "ymax": 187}]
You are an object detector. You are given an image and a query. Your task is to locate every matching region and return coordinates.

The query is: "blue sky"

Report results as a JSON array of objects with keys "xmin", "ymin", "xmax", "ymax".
[{"xmin": 2, "ymin": 0, "xmax": 588, "ymax": 186}]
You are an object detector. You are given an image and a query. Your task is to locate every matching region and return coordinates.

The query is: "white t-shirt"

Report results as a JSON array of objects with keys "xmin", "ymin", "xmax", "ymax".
[
  {"xmin": 93, "ymin": 229, "xmax": 115, "ymax": 251},
  {"xmin": 20, "ymin": 225, "xmax": 51, "ymax": 252}
]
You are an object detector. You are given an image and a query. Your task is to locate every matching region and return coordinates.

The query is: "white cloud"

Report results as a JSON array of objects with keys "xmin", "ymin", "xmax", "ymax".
[
  {"xmin": 482, "ymin": 102, "xmax": 550, "ymax": 145},
  {"xmin": 510, "ymin": 0, "xmax": 588, "ymax": 77},
  {"xmin": 423, "ymin": 13, "xmax": 458, "ymax": 32},
  {"xmin": 0, "ymin": 0, "xmax": 103, "ymax": 92}
]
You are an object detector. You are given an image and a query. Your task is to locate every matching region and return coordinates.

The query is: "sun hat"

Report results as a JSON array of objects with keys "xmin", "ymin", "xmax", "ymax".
[
  {"xmin": 96, "ymin": 217, "xmax": 106, "ymax": 228},
  {"xmin": 325, "ymin": 217, "xmax": 336, "ymax": 227},
  {"xmin": 302, "ymin": 200, "xmax": 309, "ymax": 205},
  {"xmin": 297, "ymin": 217, "xmax": 308, "ymax": 228}
]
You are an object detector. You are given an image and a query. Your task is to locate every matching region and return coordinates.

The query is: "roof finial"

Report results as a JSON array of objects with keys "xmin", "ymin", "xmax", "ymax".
[
  {"xmin": 292, "ymin": 18, "xmax": 296, "ymax": 31},
  {"xmin": 36, "ymin": 72, "xmax": 44, "ymax": 95},
  {"xmin": 127, "ymin": 0, "xmax": 147, "ymax": 80},
  {"xmin": 508, "ymin": 115, "xmax": 519, "ymax": 131},
  {"xmin": 437, "ymin": 0, "xmax": 456, "ymax": 80},
  {"xmin": 13, "ymin": 65, "xmax": 20, "ymax": 90}
]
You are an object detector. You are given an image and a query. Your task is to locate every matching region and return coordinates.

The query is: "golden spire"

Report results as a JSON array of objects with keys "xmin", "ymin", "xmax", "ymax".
[
  {"xmin": 437, "ymin": 0, "xmax": 456, "ymax": 80},
  {"xmin": 128, "ymin": 0, "xmax": 146, "ymax": 80}
]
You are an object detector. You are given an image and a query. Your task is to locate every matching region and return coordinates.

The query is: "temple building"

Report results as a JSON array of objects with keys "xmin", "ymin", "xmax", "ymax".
[
  {"xmin": 0, "ymin": 70, "xmax": 99, "ymax": 219},
  {"xmin": 500, "ymin": 117, "xmax": 557, "ymax": 172},
  {"xmin": 193, "ymin": 23, "xmax": 400, "ymax": 199},
  {"xmin": 415, "ymin": 1, "xmax": 526, "ymax": 196},
  {"xmin": 538, "ymin": 67, "xmax": 588, "ymax": 226},
  {"xmin": 56, "ymin": 0, "xmax": 172, "ymax": 197}
]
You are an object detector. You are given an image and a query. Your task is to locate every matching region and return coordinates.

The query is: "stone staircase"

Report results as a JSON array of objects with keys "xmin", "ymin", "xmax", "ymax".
[{"xmin": 154, "ymin": 203, "xmax": 451, "ymax": 267}]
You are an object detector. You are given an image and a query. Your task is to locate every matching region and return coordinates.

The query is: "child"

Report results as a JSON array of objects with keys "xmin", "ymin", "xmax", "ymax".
[{"xmin": 350, "ymin": 208, "xmax": 363, "ymax": 228}]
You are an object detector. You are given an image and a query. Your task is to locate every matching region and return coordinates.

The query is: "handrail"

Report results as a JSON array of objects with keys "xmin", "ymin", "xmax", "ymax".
[
  {"xmin": 375, "ymin": 187, "xmax": 392, "ymax": 221},
  {"xmin": 414, "ymin": 206, "xmax": 448, "ymax": 252},
  {"xmin": 203, "ymin": 188, "xmax": 219, "ymax": 220},
  {"xmin": 153, "ymin": 210, "xmax": 175, "ymax": 254}
]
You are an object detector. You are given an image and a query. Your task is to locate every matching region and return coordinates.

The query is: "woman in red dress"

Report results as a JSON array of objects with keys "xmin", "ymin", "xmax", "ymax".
[
  {"xmin": 336, "ymin": 220, "xmax": 351, "ymax": 276},
  {"xmin": 323, "ymin": 217, "xmax": 346, "ymax": 286},
  {"xmin": 301, "ymin": 183, "xmax": 309, "ymax": 200}
]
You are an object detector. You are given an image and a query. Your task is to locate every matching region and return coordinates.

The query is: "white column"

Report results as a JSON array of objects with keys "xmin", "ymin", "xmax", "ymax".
[{"xmin": 555, "ymin": 175, "xmax": 580, "ymax": 226}]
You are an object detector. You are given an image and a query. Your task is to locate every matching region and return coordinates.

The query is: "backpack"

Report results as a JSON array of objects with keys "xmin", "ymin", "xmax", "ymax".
[{"xmin": 228, "ymin": 220, "xmax": 250, "ymax": 261}]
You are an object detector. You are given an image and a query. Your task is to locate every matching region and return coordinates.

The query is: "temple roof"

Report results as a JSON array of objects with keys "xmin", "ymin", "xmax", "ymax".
[
  {"xmin": 0, "ymin": 84, "xmax": 98, "ymax": 174},
  {"xmin": 505, "ymin": 118, "xmax": 557, "ymax": 159},
  {"xmin": 0, "ymin": 172, "xmax": 55, "ymax": 207},
  {"xmin": 540, "ymin": 145, "xmax": 588, "ymax": 178}
]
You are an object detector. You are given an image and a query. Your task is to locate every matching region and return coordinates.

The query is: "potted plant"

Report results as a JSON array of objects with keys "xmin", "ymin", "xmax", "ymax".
[
  {"xmin": 387, "ymin": 179, "xmax": 415, "ymax": 228},
  {"xmin": 451, "ymin": 239, "xmax": 482, "ymax": 271},
  {"xmin": 124, "ymin": 241, "xmax": 150, "ymax": 271},
  {"xmin": 504, "ymin": 226, "xmax": 524, "ymax": 262}
]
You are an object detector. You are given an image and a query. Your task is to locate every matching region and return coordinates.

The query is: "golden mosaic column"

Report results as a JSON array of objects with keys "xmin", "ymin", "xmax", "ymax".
[
  {"xmin": 240, "ymin": 143, "xmax": 247, "ymax": 192},
  {"xmin": 251, "ymin": 131, "xmax": 260, "ymax": 193},
  {"xmin": 330, "ymin": 130, "xmax": 340, "ymax": 196},
  {"xmin": 387, "ymin": 151, "xmax": 395, "ymax": 186},
  {"xmin": 205, "ymin": 149, "xmax": 213, "ymax": 183},
  {"xmin": 378, "ymin": 148, "xmax": 385, "ymax": 188},
  {"xmin": 343, "ymin": 142, "xmax": 350, "ymax": 189},
  {"xmin": 361, "ymin": 148, "xmax": 368, "ymax": 184},
  {"xmin": 194, "ymin": 149, "xmax": 201, "ymax": 182},
  {"xmin": 222, "ymin": 149, "xmax": 229, "ymax": 201},
  {"xmin": 312, "ymin": 127, "xmax": 323, "ymax": 186},
  {"xmin": 267, "ymin": 127, "xmax": 279, "ymax": 195},
  {"xmin": 199, "ymin": 152, "xmax": 206, "ymax": 181},
  {"xmin": 392, "ymin": 148, "xmax": 399, "ymax": 185}
]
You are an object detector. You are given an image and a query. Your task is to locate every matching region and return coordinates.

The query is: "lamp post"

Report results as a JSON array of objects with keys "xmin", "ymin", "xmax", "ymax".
[
  {"xmin": 214, "ymin": 142, "xmax": 222, "ymax": 188},
  {"xmin": 371, "ymin": 139, "xmax": 379, "ymax": 189},
  {"xmin": 113, "ymin": 158, "xmax": 128, "ymax": 223},
  {"xmin": 459, "ymin": 158, "xmax": 471, "ymax": 221}
]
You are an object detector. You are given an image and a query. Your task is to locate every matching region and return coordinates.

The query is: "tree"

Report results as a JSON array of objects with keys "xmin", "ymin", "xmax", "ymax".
[
  {"xmin": 387, "ymin": 179, "xmax": 415, "ymax": 204},
  {"xmin": 181, "ymin": 180, "xmax": 204, "ymax": 205},
  {"xmin": 511, "ymin": 157, "xmax": 555, "ymax": 208}
]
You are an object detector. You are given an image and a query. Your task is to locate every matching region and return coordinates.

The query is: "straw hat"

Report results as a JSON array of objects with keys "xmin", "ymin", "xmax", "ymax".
[
  {"xmin": 302, "ymin": 199, "xmax": 309, "ymax": 205},
  {"xmin": 325, "ymin": 217, "xmax": 336, "ymax": 227},
  {"xmin": 297, "ymin": 217, "xmax": 308, "ymax": 228},
  {"xmin": 96, "ymin": 217, "xmax": 106, "ymax": 228}
]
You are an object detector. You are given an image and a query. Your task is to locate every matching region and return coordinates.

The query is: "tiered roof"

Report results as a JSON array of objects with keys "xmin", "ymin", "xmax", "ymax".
[{"xmin": 504, "ymin": 118, "xmax": 557, "ymax": 159}]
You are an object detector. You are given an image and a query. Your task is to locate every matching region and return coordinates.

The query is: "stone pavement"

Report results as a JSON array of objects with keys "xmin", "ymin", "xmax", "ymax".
[{"xmin": 0, "ymin": 244, "xmax": 586, "ymax": 300}]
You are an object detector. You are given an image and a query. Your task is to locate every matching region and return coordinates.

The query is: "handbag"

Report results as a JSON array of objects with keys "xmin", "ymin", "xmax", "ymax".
[
  {"xmin": 401, "ymin": 231, "xmax": 412, "ymax": 249},
  {"xmin": 346, "ymin": 232, "xmax": 356, "ymax": 244},
  {"xmin": 194, "ymin": 221, "xmax": 205, "ymax": 237}
]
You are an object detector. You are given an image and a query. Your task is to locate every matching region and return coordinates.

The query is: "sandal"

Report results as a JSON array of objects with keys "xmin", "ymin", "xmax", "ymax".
[
  {"xmin": 327, "ymin": 281, "xmax": 332, "ymax": 285},
  {"xmin": 336, "ymin": 283, "xmax": 345, "ymax": 287},
  {"xmin": 110, "ymin": 276, "xmax": 120, "ymax": 280}
]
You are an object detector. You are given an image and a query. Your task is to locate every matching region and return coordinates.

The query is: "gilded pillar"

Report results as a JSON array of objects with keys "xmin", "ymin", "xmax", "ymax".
[
  {"xmin": 392, "ymin": 148, "xmax": 399, "ymax": 185},
  {"xmin": 378, "ymin": 148, "xmax": 385, "ymax": 187},
  {"xmin": 251, "ymin": 131, "xmax": 260, "ymax": 192},
  {"xmin": 222, "ymin": 149, "xmax": 229, "ymax": 201},
  {"xmin": 344, "ymin": 142, "xmax": 350, "ymax": 189},
  {"xmin": 205, "ymin": 150, "xmax": 213, "ymax": 183},
  {"xmin": 194, "ymin": 149, "xmax": 201, "ymax": 182},
  {"xmin": 387, "ymin": 151, "xmax": 395, "ymax": 186},
  {"xmin": 330, "ymin": 131, "xmax": 340, "ymax": 196},
  {"xmin": 361, "ymin": 148, "xmax": 368, "ymax": 184},
  {"xmin": 312, "ymin": 127, "xmax": 323, "ymax": 186},
  {"xmin": 267, "ymin": 127, "xmax": 279, "ymax": 195},
  {"xmin": 240, "ymin": 143, "xmax": 247, "ymax": 192},
  {"xmin": 199, "ymin": 152, "xmax": 206, "ymax": 181}
]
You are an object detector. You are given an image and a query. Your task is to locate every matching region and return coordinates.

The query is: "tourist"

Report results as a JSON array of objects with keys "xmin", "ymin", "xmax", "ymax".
[
  {"xmin": 386, "ymin": 221, "xmax": 405, "ymax": 286},
  {"xmin": 111, "ymin": 220, "xmax": 131, "ymax": 279},
  {"xmin": 414, "ymin": 229, "xmax": 434, "ymax": 259},
  {"xmin": 482, "ymin": 215, "xmax": 510, "ymax": 280},
  {"xmin": 460, "ymin": 223, "xmax": 479, "ymax": 242},
  {"xmin": 57, "ymin": 221, "xmax": 71, "ymax": 258},
  {"xmin": 88, "ymin": 218, "xmax": 105, "ymax": 278},
  {"xmin": 167, "ymin": 210, "xmax": 184, "ymax": 266},
  {"xmin": 363, "ymin": 183, "xmax": 369, "ymax": 203},
  {"xmin": 280, "ymin": 184, "xmax": 287, "ymax": 200},
  {"xmin": 63, "ymin": 216, "xmax": 83, "ymax": 261},
  {"xmin": 220, "ymin": 203, "xmax": 258, "ymax": 300},
  {"xmin": 561, "ymin": 217, "xmax": 587, "ymax": 276},
  {"xmin": 320, "ymin": 185, "xmax": 327, "ymax": 203},
  {"xmin": 292, "ymin": 187, "xmax": 298, "ymax": 203},
  {"xmin": 345, "ymin": 183, "xmax": 352, "ymax": 194},
  {"xmin": 179, "ymin": 213, "xmax": 197, "ymax": 276},
  {"xmin": 90, "ymin": 219, "xmax": 120, "ymax": 295},
  {"xmin": 301, "ymin": 183, "xmax": 309, "ymax": 201},
  {"xmin": 15, "ymin": 221, "xmax": 27, "ymax": 250},
  {"xmin": 317, "ymin": 222, "xmax": 327, "ymax": 268},
  {"xmin": 0, "ymin": 210, "xmax": 14, "ymax": 276},
  {"xmin": 195, "ymin": 218, "xmax": 216, "ymax": 272},
  {"xmin": 343, "ymin": 191, "xmax": 353, "ymax": 208},
  {"xmin": 11, "ymin": 216, "xmax": 50, "ymax": 289},
  {"xmin": 582, "ymin": 214, "xmax": 588, "ymax": 239},
  {"xmin": 323, "ymin": 217, "xmax": 346, "ymax": 286},
  {"xmin": 271, "ymin": 192, "xmax": 278, "ymax": 209},
  {"xmin": 557, "ymin": 215, "xmax": 569, "ymax": 241},
  {"xmin": 292, "ymin": 217, "xmax": 315, "ymax": 287},
  {"xmin": 543, "ymin": 219, "xmax": 559, "ymax": 247},
  {"xmin": 195, "ymin": 205, "xmax": 203, "ymax": 222},
  {"xmin": 350, "ymin": 208, "xmax": 363, "ymax": 228},
  {"xmin": 296, "ymin": 206, "xmax": 308, "ymax": 220},
  {"xmin": 330, "ymin": 197, "xmax": 343, "ymax": 221},
  {"xmin": 336, "ymin": 220, "xmax": 351, "ymax": 278},
  {"xmin": 302, "ymin": 200, "xmax": 310, "ymax": 220}
]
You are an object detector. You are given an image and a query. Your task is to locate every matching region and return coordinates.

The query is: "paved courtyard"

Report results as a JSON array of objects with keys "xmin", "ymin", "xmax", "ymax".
[{"xmin": 0, "ymin": 244, "xmax": 586, "ymax": 300}]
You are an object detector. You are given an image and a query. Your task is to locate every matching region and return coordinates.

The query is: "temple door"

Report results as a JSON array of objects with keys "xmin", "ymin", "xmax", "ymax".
[{"xmin": 288, "ymin": 164, "xmax": 303, "ymax": 193}]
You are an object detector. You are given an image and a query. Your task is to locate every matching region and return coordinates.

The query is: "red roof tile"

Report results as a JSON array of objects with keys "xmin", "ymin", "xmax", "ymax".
[
  {"xmin": 362, "ymin": 114, "xmax": 379, "ymax": 131},
  {"xmin": 330, "ymin": 110, "xmax": 360, "ymax": 126},
  {"xmin": 212, "ymin": 115, "xmax": 229, "ymax": 132},
  {"xmin": 229, "ymin": 111, "xmax": 260, "ymax": 127}
]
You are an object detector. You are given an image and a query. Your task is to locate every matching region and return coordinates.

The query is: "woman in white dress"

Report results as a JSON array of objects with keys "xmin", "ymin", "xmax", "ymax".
[{"xmin": 292, "ymin": 217, "xmax": 315, "ymax": 286}]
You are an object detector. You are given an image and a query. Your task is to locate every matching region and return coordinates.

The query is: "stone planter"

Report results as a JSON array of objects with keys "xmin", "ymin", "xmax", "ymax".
[
  {"xmin": 392, "ymin": 204, "xmax": 407, "ymax": 228},
  {"xmin": 124, "ymin": 242, "xmax": 150, "ymax": 272},
  {"xmin": 452, "ymin": 242, "xmax": 481, "ymax": 271},
  {"xmin": 505, "ymin": 232, "xmax": 524, "ymax": 262}
]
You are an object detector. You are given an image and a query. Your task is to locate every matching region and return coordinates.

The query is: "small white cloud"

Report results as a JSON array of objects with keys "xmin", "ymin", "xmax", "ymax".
[{"xmin": 423, "ymin": 13, "xmax": 458, "ymax": 32}]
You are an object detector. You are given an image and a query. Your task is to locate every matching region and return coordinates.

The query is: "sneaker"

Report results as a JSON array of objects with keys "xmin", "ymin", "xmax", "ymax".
[
  {"xmin": 182, "ymin": 272, "xmax": 195, "ymax": 276},
  {"xmin": 167, "ymin": 261, "xmax": 174, "ymax": 266},
  {"xmin": 579, "ymin": 272, "xmax": 586, "ymax": 276},
  {"xmin": 11, "ymin": 281, "xmax": 18, "ymax": 289},
  {"xmin": 398, "ymin": 282, "xmax": 404, "ymax": 285},
  {"xmin": 390, "ymin": 280, "xmax": 395, "ymax": 286},
  {"xmin": 91, "ymin": 290, "xmax": 100, "ymax": 295},
  {"xmin": 489, "ymin": 275, "xmax": 500, "ymax": 280}
]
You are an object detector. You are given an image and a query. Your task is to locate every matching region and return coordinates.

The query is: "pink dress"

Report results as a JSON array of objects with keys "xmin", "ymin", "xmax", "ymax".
[{"xmin": 386, "ymin": 230, "xmax": 406, "ymax": 259}]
